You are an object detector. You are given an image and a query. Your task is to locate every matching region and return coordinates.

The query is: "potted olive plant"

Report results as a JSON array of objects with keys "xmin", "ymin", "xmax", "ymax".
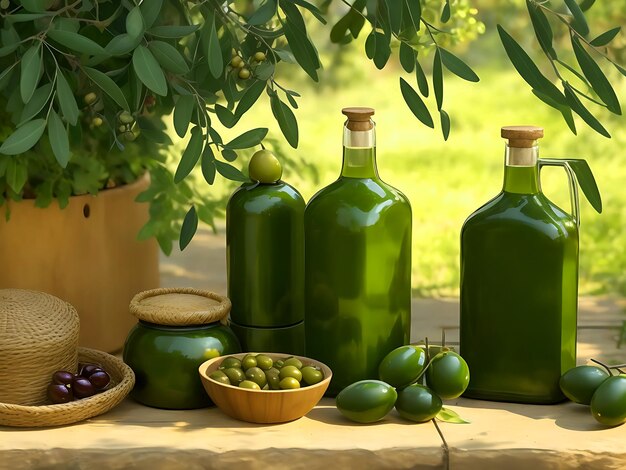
[{"xmin": 0, "ymin": 0, "xmax": 622, "ymax": 351}]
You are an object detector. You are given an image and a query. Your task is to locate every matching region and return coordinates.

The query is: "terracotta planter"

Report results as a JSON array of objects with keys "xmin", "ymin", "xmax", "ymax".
[{"xmin": 0, "ymin": 174, "xmax": 159, "ymax": 352}]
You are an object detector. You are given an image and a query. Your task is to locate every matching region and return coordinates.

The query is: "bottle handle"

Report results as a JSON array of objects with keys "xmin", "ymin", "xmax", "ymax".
[{"xmin": 538, "ymin": 158, "xmax": 580, "ymax": 226}]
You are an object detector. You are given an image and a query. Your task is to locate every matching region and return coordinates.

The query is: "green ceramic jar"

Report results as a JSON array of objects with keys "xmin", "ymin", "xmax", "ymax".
[{"xmin": 124, "ymin": 288, "xmax": 241, "ymax": 409}]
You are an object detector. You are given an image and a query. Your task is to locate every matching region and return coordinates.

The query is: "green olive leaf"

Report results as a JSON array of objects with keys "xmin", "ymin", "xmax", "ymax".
[
  {"xmin": 140, "ymin": 0, "xmax": 163, "ymax": 29},
  {"xmin": 147, "ymin": 24, "xmax": 200, "ymax": 38},
  {"xmin": 179, "ymin": 205, "xmax": 198, "ymax": 251},
  {"xmin": 207, "ymin": 16, "xmax": 223, "ymax": 79},
  {"xmin": 247, "ymin": 0, "xmax": 277, "ymax": 26},
  {"xmin": 526, "ymin": 0, "xmax": 556, "ymax": 59},
  {"xmin": 215, "ymin": 160, "xmax": 248, "ymax": 182},
  {"xmin": 571, "ymin": 36, "xmax": 620, "ymax": 115},
  {"xmin": 215, "ymin": 104, "xmax": 236, "ymax": 129},
  {"xmin": 440, "ymin": 109, "xmax": 450, "ymax": 141},
  {"xmin": 149, "ymin": 40, "xmax": 190, "ymax": 74},
  {"xmin": 564, "ymin": 0, "xmax": 589, "ymax": 37},
  {"xmin": 270, "ymin": 93, "xmax": 298, "ymax": 148},
  {"xmin": 291, "ymin": 0, "xmax": 327, "ymax": 24},
  {"xmin": 47, "ymin": 109, "xmax": 70, "ymax": 168},
  {"xmin": 400, "ymin": 77, "xmax": 434, "ymax": 128},
  {"xmin": 56, "ymin": 70, "xmax": 79, "ymax": 125},
  {"xmin": 132, "ymin": 45, "xmax": 167, "ymax": 96},
  {"xmin": 563, "ymin": 83, "xmax": 610, "ymax": 138},
  {"xmin": 0, "ymin": 118, "xmax": 46, "ymax": 155},
  {"xmin": 224, "ymin": 128, "xmax": 268, "ymax": 149},
  {"xmin": 235, "ymin": 80, "xmax": 266, "ymax": 119},
  {"xmin": 47, "ymin": 30, "xmax": 107, "ymax": 56},
  {"xmin": 83, "ymin": 66, "xmax": 130, "ymax": 111},
  {"xmin": 19, "ymin": 82, "xmax": 53, "ymax": 125},
  {"xmin": 404, "ymin": 0, "xmax": 421, "ymax": 32},
  {"xmin": 436, "ymin": 407, "xmax": 470, "ymax": 424},
  {"xmin": 126, "ymin": 6, "xmax": 145, "ymax": 39},
  {"xmin": 440, "ymin": 0, "xmax": 451, "ymax": 23},
  {"xmin": 433, "ymin": 49, "xmax": 443, "ymax": 110},
  {"xmin": 175, "ymin": 126, "xmax": 203, "ymax": 183},
  {"xmin": 439, "ymin": 48, "xmax": 479, "ymax": 82},
  {"xmin": 399, "ymin": 41, "xmax": 415, "ymax": 73},
  {"xmin": 20, "ymin": 43, "xmax": 42, "ymax": 103},
  {"xmin": 106, "ymin": 33, "xmax": 142, "ymax": 56},
  {"xmin": 173, "ymin": 94, "xmax": 196, "ymax": 138},
  {"xmin": 201, "ymin": 146, "xmax": 216, "ymax": 185},
  {"xmin": 564, "ymin": 159, "xmax": 602, "ymax": 213},
  {"xmin": 415, "ymin": 56, "xmax": 429, "ymax": 97},
  {"xmin": 590, "ymin": 27, "xmax": 621, "ymax": 47},
  {"xmin": 497, "ymin": 25, "xmax": 566, "ymax": 107}
]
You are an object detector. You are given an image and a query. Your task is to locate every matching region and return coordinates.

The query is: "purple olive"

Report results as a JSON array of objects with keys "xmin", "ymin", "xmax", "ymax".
[
  {"xmin": 52, "ymin": 370, "xmax": 75, "ymax": 385},
  {"xmin": 47, "ymin": 384, "xmax": 73, "ymax": 404},
  {"xmin": 80, "ymin": 364, "xmax": 102, "ymax": 378},
  {"xmin": 73, "ymin": 377, "xmax": 96, "ymax": 399},
  {"xmin": 89, "ymin": 371, "xmax": 110, "ymax": 390}
]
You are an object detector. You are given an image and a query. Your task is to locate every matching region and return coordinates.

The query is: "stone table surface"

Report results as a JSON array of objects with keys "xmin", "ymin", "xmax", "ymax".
[{"xmin": 1, "ymin": 396, "xmax": 625, "ymax": 470}]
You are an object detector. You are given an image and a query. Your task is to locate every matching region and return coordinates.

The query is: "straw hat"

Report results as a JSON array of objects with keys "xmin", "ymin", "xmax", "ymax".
[{"xmin": 0, "ymin": 289, "xmax": 134, "ymax": 427}]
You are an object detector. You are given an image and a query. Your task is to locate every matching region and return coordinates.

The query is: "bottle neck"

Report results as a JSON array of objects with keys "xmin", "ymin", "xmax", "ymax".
[
  {"xmin": 340, "ymin": 122, "xmax": 378, "ymax": 178},
  {"xmin": 502, "ymin": 143, "xmax": 540, "ymax": 194}
]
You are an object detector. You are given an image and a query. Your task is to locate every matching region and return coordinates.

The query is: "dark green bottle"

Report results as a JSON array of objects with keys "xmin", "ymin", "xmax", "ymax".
[
  {"xmin": 227, "ymin": 150, "xmax": 305, "ymax": 354},
  {"xmin": 305, "ymin": 107, "xmax": 412, "ymax": 396},
  {"xmin": 460, "ymin": 126, "xmax": 600, "ymax": 404}
]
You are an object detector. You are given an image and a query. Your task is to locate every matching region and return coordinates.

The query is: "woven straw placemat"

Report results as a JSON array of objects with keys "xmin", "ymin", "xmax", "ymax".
[
  {"xmin": 0, "ymin": 347, "xmax": 135, "ymax": 427},
  {"xmin": 130, "ymin": 288, "xmax": 231, "ymax": 326}
]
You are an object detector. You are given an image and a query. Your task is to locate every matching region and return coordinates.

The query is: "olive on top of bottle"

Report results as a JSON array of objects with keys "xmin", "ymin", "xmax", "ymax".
[
  {"xmin": 47, "ymin": 363, "xmax": 112, "ymax": 404},
  {"xmin": 211, "ymin": 354, "xmax": 325, "ymax": 390}
]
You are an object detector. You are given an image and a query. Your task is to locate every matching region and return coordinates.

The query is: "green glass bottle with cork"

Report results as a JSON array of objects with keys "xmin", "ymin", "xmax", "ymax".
[
  {"xmin": 226, "ymin": 150, "xmax": 305, "ymax": 354},
  {"xmin": 460, "ymin": 126, "xmax": 602, "ymax": 404},
  {"xmin": 304, "ymin": 107, "xmax": 412, "ymax": 396}
]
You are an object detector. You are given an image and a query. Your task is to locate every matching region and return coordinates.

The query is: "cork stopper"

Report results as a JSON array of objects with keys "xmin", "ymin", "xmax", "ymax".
[
  {"xmin": 342, "ymin": 107, "xmax": 375, "ymax": 131},
  {"xmin": 501, "ymin": 125, "xmax": 544, "ymax": 148}
]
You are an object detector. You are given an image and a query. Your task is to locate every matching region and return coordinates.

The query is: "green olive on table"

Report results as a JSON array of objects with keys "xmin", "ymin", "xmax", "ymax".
[
  {"xmin": 378, "ymin": 345, "xmax": 427, "ymax": 389},
  {"xmin": 336, "ymin": 380, "xmax": 397, "ymax": 424},
  {"xmin": 274, "ymin": 359, "xmax": 285, "ymax": 369},
  {"xmin": 590, "ymin": 375, "xmax": 626, "ymax": 427},
  {"xmin": 395, "ymin": 384, "xmax": 442, "ymax": 423},
  {"xmin": 560, "ymin": 365, "xmax": 610, "ymax": 405},
  {"xmin": 426, "ymin": 351, "xmax": 470, "ymax": 400}
]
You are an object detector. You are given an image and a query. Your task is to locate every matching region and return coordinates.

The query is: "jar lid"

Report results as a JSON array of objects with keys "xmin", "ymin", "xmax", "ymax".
[{"xmin": 129, "ymin": 288, "xmax": 231, "ymax": 326}]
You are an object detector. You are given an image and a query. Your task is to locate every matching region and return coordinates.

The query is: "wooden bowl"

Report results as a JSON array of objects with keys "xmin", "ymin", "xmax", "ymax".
[{"xmin": 198, "ymin": 352, "xmax": 332, "ymax": 424}]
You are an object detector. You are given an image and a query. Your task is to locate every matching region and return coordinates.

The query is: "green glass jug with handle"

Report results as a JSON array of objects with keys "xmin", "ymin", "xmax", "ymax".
[
  {"xmin": 304, "ymin": 107, "xmax": 412, "ymax": 396},
  {"xmin": 460, "ymin": 125, "xmax": 602, "ymax": 404}
]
